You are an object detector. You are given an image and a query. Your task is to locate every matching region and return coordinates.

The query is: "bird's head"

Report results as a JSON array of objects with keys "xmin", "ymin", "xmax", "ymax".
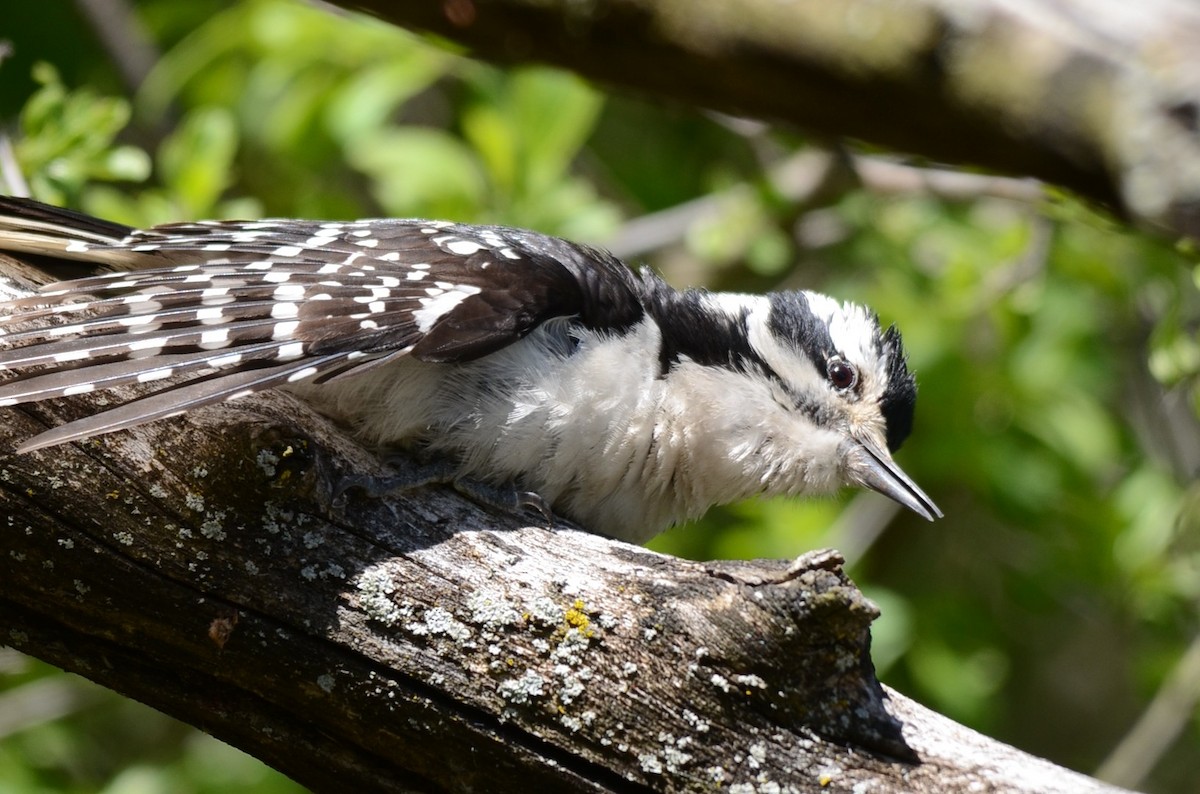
[{"xmin": 736, "ymin": 290, "xmax": 942, "ymax": 521}]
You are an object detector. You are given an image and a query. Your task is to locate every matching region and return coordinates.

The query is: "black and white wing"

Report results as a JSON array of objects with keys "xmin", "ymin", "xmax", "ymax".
[{"xmin": 0, "ymin": 196, "xmax": 644, "ymax": 451}]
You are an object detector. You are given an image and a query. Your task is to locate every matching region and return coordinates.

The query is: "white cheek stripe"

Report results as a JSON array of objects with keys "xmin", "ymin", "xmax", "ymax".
[{"xmin": 742, "ymin": 299, "xmax": 826, "ymax": 396}]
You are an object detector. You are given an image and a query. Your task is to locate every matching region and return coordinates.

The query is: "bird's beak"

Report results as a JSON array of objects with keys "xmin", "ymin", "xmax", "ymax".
[{"xmin": 844, "ymin": 434, "xmax": 942, "ymax": 521}]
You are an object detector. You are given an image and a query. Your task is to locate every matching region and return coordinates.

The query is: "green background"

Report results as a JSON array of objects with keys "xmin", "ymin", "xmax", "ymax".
[{"xmin": 1, "ymin": 1, "xmax": 1198, "ymax": 791}]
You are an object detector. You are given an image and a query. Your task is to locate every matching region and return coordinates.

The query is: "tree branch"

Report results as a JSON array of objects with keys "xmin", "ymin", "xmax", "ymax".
[
  {"xmin": 0, "ymin": 253, "xmax": 1130, "ymax": 790},
  {"xmin": 343, "ymin": 0, "xmax": 1200, "ymax": 241}
]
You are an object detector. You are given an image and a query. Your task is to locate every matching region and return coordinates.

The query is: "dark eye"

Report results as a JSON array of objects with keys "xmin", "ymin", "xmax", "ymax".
[{"xmin": 826, "ymin": 357, "xmax": 858, "ymax": 391}]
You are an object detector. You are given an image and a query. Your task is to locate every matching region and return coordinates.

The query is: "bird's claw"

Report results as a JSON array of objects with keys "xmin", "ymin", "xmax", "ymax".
[{"xmin": 517, "ymin": 490, "xmax": 555, "ymax": 526}]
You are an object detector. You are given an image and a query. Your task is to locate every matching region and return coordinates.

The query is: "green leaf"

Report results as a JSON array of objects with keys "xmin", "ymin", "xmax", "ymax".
[
  {"xmin": 461, "ymin": 101, "xmax": 517, "ymax": 196},
  {"xmin": 97, "ymin": 146, "xmax": 153, "ymax": 183},
  {"xmin": 324, "ymin": 58, "xmax": 450, "ymax": 147},
  {"xmin": 509, "ymin": 68, "xmax": 603, "ymax": 192},
  {"xmin": 462, "ymin": 67, "xmax": 603, "ymax": 201},
  {"xmin": 15, "ymin": 63, "xmax": 148, "ymax": 203},
  {"xmin": 158, "ymin": 107, "xmax": 239, "ymax": 216},
  {"xmin": 347, "ymin": 127, "xmax": 484, "ymax": 219}
]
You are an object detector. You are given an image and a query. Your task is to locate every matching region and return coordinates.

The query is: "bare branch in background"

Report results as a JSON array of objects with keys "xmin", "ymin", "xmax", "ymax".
[
  {"xmin": 608, "ymin": 148, "xmax": 1043, "ymax": 260},
  {"xmin": 0, "ymin": 135, "xmax": 29, "ymax": 199},
  {"xmin": 346, "ymin": 0, "xmax": 1200, "ymax": 242},
  {"xmin": 1096, "ymin": 631, "xmax": 1200, "ymax": 788},
  {"xmin": 73, "ymin": 0, "xmax": 159, "ymax": 94}
]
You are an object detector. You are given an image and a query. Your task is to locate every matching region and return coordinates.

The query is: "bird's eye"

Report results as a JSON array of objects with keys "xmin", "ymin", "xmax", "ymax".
[{"xmin": 826, "ymin": 357, "xmax": 858, "ymax": 391}]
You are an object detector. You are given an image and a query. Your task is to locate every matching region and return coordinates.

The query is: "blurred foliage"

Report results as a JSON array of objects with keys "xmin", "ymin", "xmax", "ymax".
[
  {"xmin": 1, "ymin": 0, "xmax": 1199, "ymax": 792},
  {"xmin": 15, "ymin": 63, "xmax": 151, "ymax": 205}
]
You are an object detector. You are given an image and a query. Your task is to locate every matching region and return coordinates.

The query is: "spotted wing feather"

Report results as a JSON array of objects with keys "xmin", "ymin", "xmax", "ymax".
[{"xmin": 0, "ymin": 196, "xmax": 613, "ymax": 450}]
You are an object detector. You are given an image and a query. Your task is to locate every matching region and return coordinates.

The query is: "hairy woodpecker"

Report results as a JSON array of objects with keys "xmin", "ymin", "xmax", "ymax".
[{"xmin": 0, "ymin": 196, "xmax": 940, "ymax": 542}]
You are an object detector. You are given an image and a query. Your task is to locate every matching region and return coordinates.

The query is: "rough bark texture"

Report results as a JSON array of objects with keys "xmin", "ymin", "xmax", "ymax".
[
  {"xmin": 0, "ymin": 253, "xmax": 1132, "ymax": 791},
  {"xmin": 343, "ymin": 0, "xmax": 1200, "ymax": 241}
]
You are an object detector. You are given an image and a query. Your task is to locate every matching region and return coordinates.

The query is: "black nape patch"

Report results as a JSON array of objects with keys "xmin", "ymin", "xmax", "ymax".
[
  {"xmin": 877, "ymin": 325, "xmax": 917, "ymax": 452},
  {"xmin": 642, "ymin": 278, "xmax": 767, "ymax": 376}
]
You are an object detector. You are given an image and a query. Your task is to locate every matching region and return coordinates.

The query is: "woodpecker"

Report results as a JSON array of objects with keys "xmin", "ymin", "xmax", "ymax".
[{"xmin": 0, "ymin": 195, "xmax": 940, "ymax": 542}]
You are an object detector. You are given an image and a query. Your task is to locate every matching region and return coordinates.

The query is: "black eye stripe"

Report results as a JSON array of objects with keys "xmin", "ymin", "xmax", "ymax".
[{"xmin": 766, "ymin": 292, "xmax": 836, "ymax": 375}]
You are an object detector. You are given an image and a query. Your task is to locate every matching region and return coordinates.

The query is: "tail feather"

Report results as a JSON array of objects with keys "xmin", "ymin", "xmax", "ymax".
[
  {"xmin": 15, "ymin": 352, "xmax": 358, "ymax": 453},
  {"xmin": 0, "ymin": 196, "xmax": 134, "ymax": 259}
]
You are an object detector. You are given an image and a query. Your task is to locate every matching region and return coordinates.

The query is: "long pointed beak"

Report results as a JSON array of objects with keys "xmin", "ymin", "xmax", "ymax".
[{"xmin": 845, "ymin": 434, "xmax": 942, "ymax": 521}]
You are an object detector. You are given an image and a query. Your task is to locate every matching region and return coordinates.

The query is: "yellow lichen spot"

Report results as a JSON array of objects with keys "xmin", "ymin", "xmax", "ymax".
[
  {"xmin": 819, "ymin": 774, "xmax": 833, "ymax": 786},
  {"xmin": 281, "ymin": 444, "xmax": 295, "ymax": 458},
  {"xmin": 506, "ymin": 658, "xmax": 515, "ymax": 667},
  {"xmin": 564, "ymin": 599, "xmax": 590, "ymax": 631},
  {"xmin": 106, "ymin": 491, "xmax": 120, "ymax": 500}
]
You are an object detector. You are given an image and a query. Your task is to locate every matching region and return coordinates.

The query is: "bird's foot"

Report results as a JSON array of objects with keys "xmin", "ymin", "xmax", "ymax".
[
  {"xmin": 336, "ymin": 454, "xmax": 555, "ymax": 526},
  {"xmin": 449, "ymin": 477, "xmax": 555, "ymax": 526}
]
